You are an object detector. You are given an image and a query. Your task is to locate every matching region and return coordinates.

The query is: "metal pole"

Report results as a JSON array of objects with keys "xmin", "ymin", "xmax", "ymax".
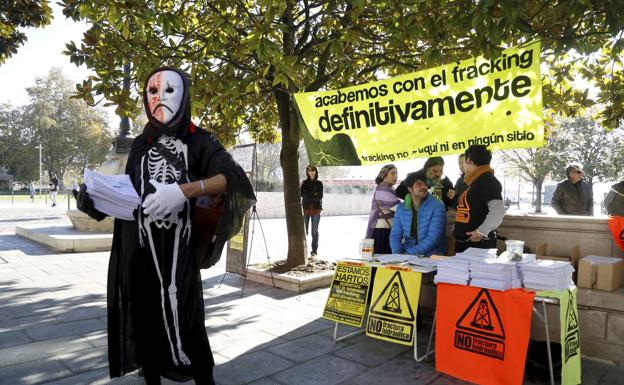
[
  {"xmin": 37, "ymin": 143, "xmax": 42, "ymax": 199},
  {"xmin": 517, "ymin": 172, "xmax": 521, "ymax": 209}
]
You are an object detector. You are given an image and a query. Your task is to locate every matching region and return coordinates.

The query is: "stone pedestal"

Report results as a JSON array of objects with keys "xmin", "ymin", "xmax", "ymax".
[
  {"xmin": 24, "ymin": 138, "xmax": 133, "ymax": 250},
  {"xmin": 15, "ymin": 224, "xmax": 112, "ymax": 252},
  {"xmin": 68, "ymin": 142, "xmax": 131, "ymax": 233},
  {"xmin": 98, "ymin": 152, "xmax": 129, "ymax": 176},
  {"xmin": 67, "ymin": 209, "xmax": 114, "ymax": 232}
]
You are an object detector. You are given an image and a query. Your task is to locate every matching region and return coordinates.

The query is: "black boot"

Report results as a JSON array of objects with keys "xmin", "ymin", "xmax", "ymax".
[{"xmin": 141, "ymin": 366, "xmax": 161, "ymax": 385}]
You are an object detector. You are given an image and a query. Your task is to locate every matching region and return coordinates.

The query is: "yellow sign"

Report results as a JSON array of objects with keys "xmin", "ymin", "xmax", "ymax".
[
  {"xmin": 323, "ymin": 262, "xmax": 372, "ymax": 327},
  {"xmin": 366, "ymin": 267, "xmax": 422, "ymax": 345},
  {"xmin": 293, "ymin": 41, "xmax": 543, "ymax": 165}
]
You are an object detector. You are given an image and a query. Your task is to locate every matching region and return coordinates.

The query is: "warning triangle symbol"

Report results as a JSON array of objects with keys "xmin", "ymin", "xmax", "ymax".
[
  {"xmin": 456, "ymin": 288, "xmax": 505, "ymax": 340},
  {"xmin": 327, "ymin": 298, "xmax": 338, "ymax": 310},
  {"xmin": 370, "ymin": 270, "xmax": 415, "ymax": 322},
  {"xmin": 566, "ymin": 291, "xmax": 578, "ymax": 333}
]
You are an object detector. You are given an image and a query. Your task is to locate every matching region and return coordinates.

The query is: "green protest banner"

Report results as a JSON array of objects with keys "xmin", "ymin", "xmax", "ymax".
[
  {"xmin": 537, "ymin": 287, "xmax": 581, "ymax": 385},
  {"xmin": 294, "ymin": 41, "xmax": 543, "ymax": 165}
]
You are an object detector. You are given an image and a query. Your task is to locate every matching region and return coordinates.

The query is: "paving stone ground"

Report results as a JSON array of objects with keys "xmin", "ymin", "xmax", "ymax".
[{"xmin": 1, "ymin": 201, "xmax": 623, "ymax": 385}]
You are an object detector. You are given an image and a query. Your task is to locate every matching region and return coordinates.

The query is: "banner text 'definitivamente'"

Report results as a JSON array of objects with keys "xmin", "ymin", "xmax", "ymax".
[{"xmin": 293, "ymin": 41, "xmax": 543, "ymax": 166}]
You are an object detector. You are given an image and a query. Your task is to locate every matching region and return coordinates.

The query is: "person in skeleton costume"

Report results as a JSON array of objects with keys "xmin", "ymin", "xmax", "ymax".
[{"xmin": 75, "ymin": 67, "xmax": 255, "ymax": 384}]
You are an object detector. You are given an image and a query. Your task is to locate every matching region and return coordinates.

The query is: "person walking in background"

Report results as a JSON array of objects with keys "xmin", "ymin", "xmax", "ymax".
[
  {"xmin": 29, "ymin": 181, "xmax": 36, "ymax": 203},
  {"xmin": 366, "ymin": 164, "xmax": 400, "ymax": 254},
  {"xmin": 49, "ymin": 173, "xmax": 59, "ymax": 207},
  {"xmin": 451, "ymin": 154, "xmax": 468, "ymax": 209},
  {"xmin": 301, "ymin": 165, "xmax": 323, "ymax": 256},
  {"xmin": 604, "ymin": 180, "xmax": 624, "ymax": 217},
  {"xmin": 551, "ymin": 163, "xmax": 593, "ymax": 216},
  {"xmin": 390, "ymin": 170, "xmax": 447, "ymax": 256},
  {"xmin": 453, "ymin": 145, "xmax": 504, "ymax": 253}
]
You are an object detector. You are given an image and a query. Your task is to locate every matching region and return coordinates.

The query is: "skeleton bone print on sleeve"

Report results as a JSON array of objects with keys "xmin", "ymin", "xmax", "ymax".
[{"xmin": 138, "ymin": 135, "xmax": 193, "ymax": 367}]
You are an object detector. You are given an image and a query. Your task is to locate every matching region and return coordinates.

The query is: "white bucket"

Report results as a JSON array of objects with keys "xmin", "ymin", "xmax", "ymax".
[
  {"xmin": 360, "ymin": 238, "xmax": 374, "ymax": 259},
  {"xmin": 505, "ymin": 240, "xmax": 525, "ymax": 256}
]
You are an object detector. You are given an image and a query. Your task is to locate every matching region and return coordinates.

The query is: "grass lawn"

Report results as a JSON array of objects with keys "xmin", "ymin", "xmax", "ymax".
[
  {"xmin": 0, "ymin": 195, "xmax": 36, "ymax": 202},
  {"xmin": 0, "ymin": 193, "xmax": 73, "ymax": 202}
]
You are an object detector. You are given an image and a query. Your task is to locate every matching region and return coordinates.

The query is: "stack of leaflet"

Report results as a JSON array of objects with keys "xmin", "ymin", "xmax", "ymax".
[
  {"xmin": 469, "ymin": 259, "xmax": 522, "ymax": 291},
  {"xmin": 83, "ymin": 169, "xmax": 141, "ymax": 221},
  {"xmin": 373, "ymin": 255, "xmax": 439, "ymax": 269},
  {"xmin": 404, "ymin": 256, "xmax": 440, "ymax": 268},
  {"xmin": 434, "ymin": 258, "xmax": 471, "ymax": 285},
  {"xmin": 455, "ymin": 247, "xmax": 498, "ymax": 262},
  {"xmin": 520, "ymin": 260, "xmax": 575, "ymax": 291},
  {"xmin": 374, "ymin": 254, "xmax": 411, "ymax": 265}
]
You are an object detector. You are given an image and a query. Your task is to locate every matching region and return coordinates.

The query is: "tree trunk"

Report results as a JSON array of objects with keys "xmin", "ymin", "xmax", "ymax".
[
  {"xmin": 534, "ymin": 177, "xmax": 543, "ymax": 213},
  {"xmin": 274, "ymin": 88, "xmax": 307, "ymax": 268}
]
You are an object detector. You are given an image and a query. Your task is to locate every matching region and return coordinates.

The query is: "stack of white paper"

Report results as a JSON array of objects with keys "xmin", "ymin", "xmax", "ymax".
[
  {"xmin": 434, "ymin": 258, "xmax": 471, "ymax": 285},
  {"xmin": 83, "ymin": 169, "xmax": 141, "ymax": 221},
  {"xmin": 520, "ymin": 260, "xmax": 575, "ymax": 291},
  {"xmin": 374, "ymin": 254, "xmax": 411, "ymax": 264},
  {"xmin": 469, "ymin": 259, "xmax": 522, "ymax": 291},
  {"xmin": 455, "ymin": 247, "xmax": 498, "ymax": 263},
  {"xmin": 404, "ymin": 256, "xmax": 439, "ymax": 268}
]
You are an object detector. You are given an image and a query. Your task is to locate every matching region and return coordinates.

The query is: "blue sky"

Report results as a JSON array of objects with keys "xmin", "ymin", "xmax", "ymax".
[{"xmin": 0, "ymin": 3, "xmax": 115, "ymax": 124}]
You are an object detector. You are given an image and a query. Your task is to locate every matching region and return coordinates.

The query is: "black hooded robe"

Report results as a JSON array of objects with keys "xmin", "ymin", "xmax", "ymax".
[
  {"xmin": 105, "ymin": 67, "xmax": 255, "ymax": 382},
  {"xmin": 107, "ymin": 126, "xmax": 255, "ymax": 381}
]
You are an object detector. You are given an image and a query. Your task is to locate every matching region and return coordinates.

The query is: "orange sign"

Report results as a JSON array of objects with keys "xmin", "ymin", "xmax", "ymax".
[
  {"xmin": 455, "ymin": 187, "xmax": 471, "ymax": 223},
  {"xmin": 608, "ymin": 216, "xmax": 624, "ymax": 251},
  {"xmin": 435, "ymin": 283, "xmax": 534, "ymax": 385}
]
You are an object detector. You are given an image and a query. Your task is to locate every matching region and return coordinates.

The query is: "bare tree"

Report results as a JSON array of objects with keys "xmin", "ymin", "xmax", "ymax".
[
  {"xmin": 552, "ymin": 116, "xmax": 624, "ymax": 184},
  {"xmin": 499, "ymin": 114, "xmax": 624, "ymax": 212}
]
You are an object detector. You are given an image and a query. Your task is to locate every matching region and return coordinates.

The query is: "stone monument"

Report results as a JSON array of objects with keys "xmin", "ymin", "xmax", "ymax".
[{"xmin": 68, "ymin": 65, "xmax": 134, "ymax": 232}]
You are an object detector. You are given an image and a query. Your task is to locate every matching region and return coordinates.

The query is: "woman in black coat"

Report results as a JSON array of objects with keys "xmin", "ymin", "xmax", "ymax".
[{"xmin": 301, "ymin": 165, "xmax": 323, "ymax": 256}]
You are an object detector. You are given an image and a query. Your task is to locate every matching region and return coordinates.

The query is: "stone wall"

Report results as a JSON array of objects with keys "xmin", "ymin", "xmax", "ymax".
[{"xmin": 496, "ymin": 214, "xmax": 624, "ymax": 259}]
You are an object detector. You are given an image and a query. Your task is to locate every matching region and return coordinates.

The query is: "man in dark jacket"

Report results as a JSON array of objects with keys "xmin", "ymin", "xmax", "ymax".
[
  {"xmin": 551, "ymin": 164, "xmax": 593, "ymax": 216},
  {"xmin": 396, "ymin": 156, "xmax": 454, "ymax": 210},
  {"xmin": 450, "ymin": 154, "xmax": 468, "ymax": 209},
  {"xmin": 604, "ymin": 180, "xmax": 624, "ymax": 217}
]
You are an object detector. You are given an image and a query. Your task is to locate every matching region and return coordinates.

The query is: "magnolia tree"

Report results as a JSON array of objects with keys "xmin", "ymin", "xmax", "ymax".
[
  {"xmin": 0, "ymin": 0, "xmax": 52, "ymax": 64},
  {"xmin": 60, "ymin": 0, "xmax": 623, "ymax": 267}
]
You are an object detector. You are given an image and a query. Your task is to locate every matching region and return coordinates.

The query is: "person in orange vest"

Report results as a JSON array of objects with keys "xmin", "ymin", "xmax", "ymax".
[{"xmin": 453, "ymin": 145, "xmax": 504, "ymax": 253}]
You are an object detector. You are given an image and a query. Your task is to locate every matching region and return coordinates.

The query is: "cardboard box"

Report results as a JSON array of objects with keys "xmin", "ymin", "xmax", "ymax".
[
  {"xmin": 577, "ymin": 255, "xmax": 624, "ymax": 291},
  {"xmin": 535, "ymin": 244, "xmax": 580, "ymax": 282},
  {"xmin": 536, "ymin": 243, "xmax": 579, "ymax": 264}
]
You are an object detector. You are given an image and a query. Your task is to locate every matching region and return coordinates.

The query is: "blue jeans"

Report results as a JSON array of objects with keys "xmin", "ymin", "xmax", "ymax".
[{"xmin": 304, "ymin": 214, "xmax": 320, "ymax": 253}]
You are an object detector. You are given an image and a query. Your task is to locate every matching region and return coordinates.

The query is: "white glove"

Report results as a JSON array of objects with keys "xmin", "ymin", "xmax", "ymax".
[{"xmin": 142, "ymin": 180, "xmax": 187, "ymax": 217}]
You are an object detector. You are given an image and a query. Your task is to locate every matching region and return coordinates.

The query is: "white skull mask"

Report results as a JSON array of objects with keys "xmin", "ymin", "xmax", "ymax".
[{"xmin": 146, "ymin": 70, "xmax": 184, "ymax": 124}]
